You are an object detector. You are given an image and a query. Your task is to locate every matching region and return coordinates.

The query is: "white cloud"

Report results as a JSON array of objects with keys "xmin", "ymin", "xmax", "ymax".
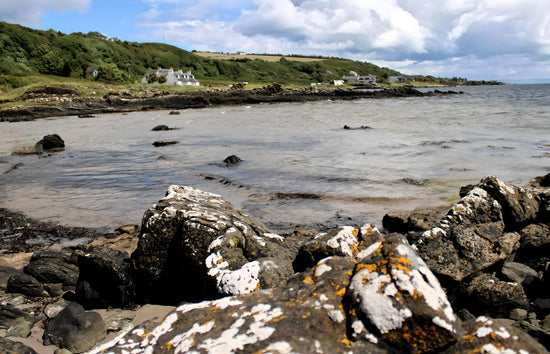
[{"xmin": 0, "ymin": 0, "xmax": 90, "ymax": 26}]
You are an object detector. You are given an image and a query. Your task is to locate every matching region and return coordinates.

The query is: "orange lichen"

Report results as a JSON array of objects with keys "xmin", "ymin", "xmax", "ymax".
[
  {"xmin": 303, "ymin": 276, "xmax": 315, "ymax": 284},
  {"xmin": 334, "ymin": 288, "xmax": 346, "ymax": 297},
  {"xmin": 341, "ymin": 338, "xmax": 354, "ymax": 349},
  {"xmin": 302, "ymin": 311, "xmax": 311, "ymax": 319}
]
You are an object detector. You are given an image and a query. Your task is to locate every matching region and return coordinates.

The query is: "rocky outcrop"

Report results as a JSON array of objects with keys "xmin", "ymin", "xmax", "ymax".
[
  {"xmin": 36, "ymin": 134, "xmax": 65, "ymax": 151},
  {"xmin": 1, "ymin": 176, "xmax": 549, "ymax": 352}
]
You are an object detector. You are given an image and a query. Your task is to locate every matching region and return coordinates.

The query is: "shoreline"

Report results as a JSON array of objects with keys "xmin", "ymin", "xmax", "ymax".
[{"xmin": 0, "ymin": 84, "xmax": 461, "ymax": 122}]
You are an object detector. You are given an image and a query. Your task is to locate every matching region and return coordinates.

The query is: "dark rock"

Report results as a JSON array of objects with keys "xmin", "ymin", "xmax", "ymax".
[
  {"xmin": 11, "ymin": 145, "xmax": 43, "ymax": 155},
  {"xmin": 36, "ymin": 134, "xmax": 65, "ymax": 151},
  {"xmin": 6, "ymin": 274, "xmax": 49, "ymax": 297},
  {"xmin": 535, "ymin": 298, "xmax": 550, "ymax": 316},
  {"xmin": 5, "ymin": 317, "xmax": 32, "ymax": 338},
  {"xmin": 0, "ymin": 266, "xmax": 24, "ymax": 290},
  {"xmin": 151, "ymin": 124, "xmax": 171, "ymax": 131},
  {"xmin": 479, "ymin": 176, "xmax": 539, "ymax": 230},
  {"xmin": 0, "ymin": 336, "xmax": 38, "ymax": 354},
  {"xmin": 78, "ymin": 114, "xmax": 95, "ymax": 118},
  {"xmin": 74, "ymin": 246, "xmax": 133, "ymax": 309},
  {"xmin": 500, "ymin": 261, "xmax": 539, "ymax": 284},
  {"xmin": 223, "ymin": 154, "xmax": 242, "ymax": 165},
  {"xmin": 114, "ymin": 224, "xmax": 139, "ymax": 235},
  {"xmin": 537, "ymin": 174, "xmax": 550, "ymax": 187},
  {"xmin": 444, "ymin": 317, "xmax": 548, "ymax": 353},
  {"xmin": 413, "ymin": 182, "xmax": 520, "ymax": 281},
  {"xmin": 43, "ymin": 302, "xmax": 106, "ymax": 353},
  {"xmin": 152, "ymin": 140, "xmax": 179, "ymax": 147},
  {"xmin": 510, "ymin": 308, "xmax": 529, "ymax": 321},
  {"xmin": 168, "ymin": 110, "xmax": 180, "ymax": 115},
  {"xmin": 382, "ymin": 206, "xmax": 447, "ymax": 234},
  {"xmin": 458, "ymin": 273, "xmax": 529, "ymax": 317},
  {"xmin": 130, "ymin": 185, "xmax": 294, "ymax": 305},
  {"xmin": 343, "ymin": 125, "xmax": 372, "ymax": 130},
  {"xmin": 24, "ymin": 249, "xmax": 79, "ymax": 287}
]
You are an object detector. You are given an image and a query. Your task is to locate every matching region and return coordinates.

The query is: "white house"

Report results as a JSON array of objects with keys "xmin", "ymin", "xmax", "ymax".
[
  {"xmin": 342, "ymin": 71, "xmax": 377, "ymax": 84},
  {"xmin": 141, "ymin": 68, "xmax": 200, "ymax": 86}
]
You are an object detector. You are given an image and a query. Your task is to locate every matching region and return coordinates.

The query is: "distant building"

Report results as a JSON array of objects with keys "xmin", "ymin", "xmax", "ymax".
[
  {"xmin": 332, "ymin": 80, "xmax": 344, "ymax": 86},
  {"xmin": 342, "ymin": 71, "xmax": 377, "ymax": 84},
  {"xmin": 141, "ymin": 68, "xmax": 200, "ymax": 86},
  {"xmin": 86, "ymin": 66, "xmax": 99, "ymax": 79},
  {"xmin": 389, "ymin": 75, "xmax": 410, "ymax": 83}
]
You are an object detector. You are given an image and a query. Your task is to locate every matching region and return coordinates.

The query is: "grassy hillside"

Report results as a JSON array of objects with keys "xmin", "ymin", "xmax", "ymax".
[{"xmin": 0, "ymin": 21, "xmax": 400, "ymax": 87}]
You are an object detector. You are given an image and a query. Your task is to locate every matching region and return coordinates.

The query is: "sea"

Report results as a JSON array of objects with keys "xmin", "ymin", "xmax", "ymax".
[{"xmin": 1, "ymin": 84, "xmax": 549, "ymax": 232}]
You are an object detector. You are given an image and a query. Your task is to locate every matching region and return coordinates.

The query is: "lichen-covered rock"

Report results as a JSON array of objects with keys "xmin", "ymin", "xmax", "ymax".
[
  {"xmin": 293, "ymin": 224, "xmax": 382, "ymax": 271},
  {"xmin": 443, "ymin": 317, "xmax": 549, "ymax": 353},
  {"xmin": 90, "ymin": 256, "xmax": 361, "ymax": 354},
  {"xmin": 130, "ymin": 185, "xmax": 295, "ymax": 305},
  {"xmin": 457, "ymin": 273, "xmax": 530, "ymax": 318},
  {"xmin": 413, "ymin": 184, "xmax": 520, "ymax": 281},
  {"xmin": 382, "ymin": 206, "xmax": 448, "ymax": 234},
  {"xmin": 93, "ymin": 234, "xmax": 465, "ymax": 354},
  {"xmin": 479, "ymin": 176, "xmax": 540, "ymax": 229},
  {"xmin": 43, "ymin": 302, "xmax": 106, "ymax": 353},
  {"xmin": 347, "ymin": 234, "xmax": 461, "ymax": 353}
]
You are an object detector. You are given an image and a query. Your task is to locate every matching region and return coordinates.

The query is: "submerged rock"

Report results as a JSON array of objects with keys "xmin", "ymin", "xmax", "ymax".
[
  {"xmin": 152, "ymin": 140, "xmax": 179, "ymax": 147},
  {"xmin": 36, "ymin": 134, "xmax": 65, "ymax": 151},
  {"xmin": 223, "ymin": 154, "xmax": 242, "ymax": 166}
]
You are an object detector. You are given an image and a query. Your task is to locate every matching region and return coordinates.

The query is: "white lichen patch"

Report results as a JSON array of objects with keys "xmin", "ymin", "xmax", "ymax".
[
  {"xmin": 314, "ymin": 261, "xmax": 333, "ymax": 278},
  {"xmin": 495, "ymin": 327, "xmax": 511, "ymax": 339},
  {"xmin": 194, "ymin": 304, "xmax": 283, "ymax": 354},
  {"xmin": 326, "ymin": 226, "xmax": 359, "ymax": 257},
  {"xmin": 263, "ymin": 233, "xmax": 284, "ymax": 241},
  {"xmin": 351, "ymin": 320, "xmax": 365, "ymax": 337},
  {"xmin": 206, "ymin": 252, "xmax": 260, "ymax": 295},
  {"xmin": 476, "ymin": 326, "xmax": 494, "ymax": 338},
  {"xmin": 263, "ymin": 341, "xmax": 294, "ymax": 354},
  {"xmin": 327, "ymin": 310, "xmax": 345, "ymax": 323},
  {"xmin": 169, "ymin": 321, "xmax": 216, "ymax": 353},
  {"xmin": 480, "ymin": 343, "xmax": 518, "ymax": 354},
  {"xmin": 356, "ymin": 241, "xmax": 382, "ymax": 260}
]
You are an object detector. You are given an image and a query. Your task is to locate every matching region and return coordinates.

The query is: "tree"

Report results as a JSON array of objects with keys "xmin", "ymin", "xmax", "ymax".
[{"xmin": 97, "ymin": 63, "xmax": 126, "ymax": 83}]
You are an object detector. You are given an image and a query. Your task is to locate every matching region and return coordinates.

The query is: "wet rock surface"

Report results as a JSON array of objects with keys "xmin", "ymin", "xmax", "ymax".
[{"xmin": 0, "ymin": 175, "xmax": 549, "ymax": 353}]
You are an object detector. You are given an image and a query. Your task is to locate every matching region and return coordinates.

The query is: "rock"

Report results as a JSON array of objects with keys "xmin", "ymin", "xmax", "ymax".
[
  {"xmin": 0, "ymin": 336, "xmax": 38, "ymax": 354},
  {"xmin": 130, "ymin": 185, "xmax": 295, "ymax": 305},
  {"xmin": 168, "ymin": 110, "xmax": 180, "ymax": 115},
  {"xmin": 382, "ymin": 206, "xmax": 447, "ymax": 234},
  {"xmin": 93, "ymin": 234, "xmax": 462, "ymax": 354},
  {"xmin": 74, "ymin": 246, "xmax": 133, "ymax": 309},
  {"xmin": 536, "ymin": 173, "xmax": 550, "ymax": 187},
  {"xmin": 151, "ymin": 124, "xmax": 171, "ymax": 131},
  {"xmin": 444, "ymin": 317, "xmax": 548, "ymax": 353},
  {"xmin": 223, "ymin": 154, "xmax": 242, "ymax": 165},
  {"xmin": 114, "ymin": 224, "xmax": 139, "ymax": 235},
  {"xmin": 343, "ymin": 125, "xmax": 372, "ymax": 130},
  {"xmin": 293, "ymin": 224, "xmax": 382, "ymax": 271},
  {"xmin": 36, "ymin": 134, "xmax": 65, "ymax": 151},
  {"xmin": 43, "ymin": 302, "xmax": 106, "ymax": 353},
  {"xmin": 479, "ymin": 176, "xmax": 539, "ymax": 230},
  {"xmin": 152, "ymin": 140, "xmax": 179, "ymax": 147},
  {"xmin": 413, "ymin": 183, "xmax": 520, "ymax": 281},
  {"xmin": 44, "ymin": 298, "xmax": 70, "ymax": 319},
  {"xmin": 348, "ymin": 234, "xmax": 461, "ymax": 353},
  {"xmin": 6, "ymin": 274, "xmax": 49, "ymax": 297},
  {"xmin": 97, "ymin": 308, "xmax": 136, "ymax": 331},
  {"xmin": 500, "ymin": 261, "xmax": 539, "ymax": 284},
  {"xmin": 11, "ymin": 145, "xmax": 43, "ymax": 155},
  {"xmin": 0, "ymin": 266, "xmax": 24, "ymax": 290},
  {"xmin": 510, "ymin": 308, "xmax": 529, "ymax": 321},
  {"xmin": 5, "ymin": 317, "xmax": 31, "ymax": 338},
  {"xmin": 23, "ymin": 250, "xmax": 79, "ymax": 288},
  {"xmin": 87, "ymin": 232, "xmax": 139, "ymax": 255},
  {"xmin": 518, "ymin": 223, "xmax": 550, "ymax": 250},
  {"xmin": 0, "ymin": 304, "xmax": 36, "ymax": 329},
  {"xmin": 458, "ymin": 273, "xmax": 529, "ymax": 317}
]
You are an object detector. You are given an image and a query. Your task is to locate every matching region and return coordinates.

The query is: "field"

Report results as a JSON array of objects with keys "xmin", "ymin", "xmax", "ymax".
[{"xmin": 194, "ymin": 52, "xmax": 327, "ymax": 62}]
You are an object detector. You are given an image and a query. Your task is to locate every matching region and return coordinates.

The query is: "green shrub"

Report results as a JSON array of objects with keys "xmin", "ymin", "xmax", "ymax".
[{"xmin": 0, "ymin": 74, "xmax": 28, "ymax": 88}]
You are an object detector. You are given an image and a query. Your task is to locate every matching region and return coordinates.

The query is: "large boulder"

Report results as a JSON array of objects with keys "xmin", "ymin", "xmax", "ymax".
[
  {"xmin": 43, "ymin": 302, "xmax": 106, "ymax": 353},
  {"xmin": 412, "ymin": 182, "xmax": 520, "ymax": 281},
  {"xmin": 130, "ymin": 185, "xmax": 296, "ymax": 305}
]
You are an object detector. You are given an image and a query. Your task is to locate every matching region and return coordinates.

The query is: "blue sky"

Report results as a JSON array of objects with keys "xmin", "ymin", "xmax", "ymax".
[{"xmin": 1, "ymin": 0, "xmax": 550, "ymax": 82}]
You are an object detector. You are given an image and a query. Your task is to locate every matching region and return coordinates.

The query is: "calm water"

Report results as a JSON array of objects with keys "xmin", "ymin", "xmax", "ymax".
[{"xmin": 1, "ymin": 85, "xmax": 549, "ymax": 231}]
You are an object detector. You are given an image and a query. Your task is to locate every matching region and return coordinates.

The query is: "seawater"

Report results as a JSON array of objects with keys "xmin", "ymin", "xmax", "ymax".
[{"xmin": 1, "ymin": 84, "xmax": 549, "ymax": 231}]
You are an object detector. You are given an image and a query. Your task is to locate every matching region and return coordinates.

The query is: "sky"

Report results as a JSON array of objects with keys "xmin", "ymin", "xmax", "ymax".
[{"xmin": 1, "ymin": 0, "xmax": 550, "ymax": 82}]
